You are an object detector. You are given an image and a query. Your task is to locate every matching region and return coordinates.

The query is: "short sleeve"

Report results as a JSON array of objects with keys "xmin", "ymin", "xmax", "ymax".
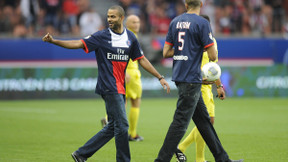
[
  {"xmin": 165, "ymin": 23, "xmax": 174, "ymax": 45},
  {"xmin": 130, "ymin": 39, "xmax": 144, "ymax": 61},
  {"xmin": 200, "ymin": 20, "xmax": 214, "ymax": 49},
  {"xmin": 81, "ymin": 33, "xmax": 100, "ymax": 53}
]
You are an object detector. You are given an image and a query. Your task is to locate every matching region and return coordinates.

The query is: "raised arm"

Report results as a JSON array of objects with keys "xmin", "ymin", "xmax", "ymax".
[
  {"xmin": 138, "ymin": 57, "xmax": 170, "ymax": 93},
  {"xmin": 42, "ymin": 33, "xmax": 84, "ymax": 49}
]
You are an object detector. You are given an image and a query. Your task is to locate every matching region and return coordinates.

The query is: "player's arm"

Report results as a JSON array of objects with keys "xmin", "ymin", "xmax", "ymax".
[
  {"xmin": 202, "ymin": 79, "xmax": 215, "ymax": 85},
  {"xmin": 125, "ymin": 73, "xmax": 131, "ymax": 84},
  {"xmin": 206, "ymin": 44, "xmax": 217, "ymax": 62},
  {"xmin": 163, "ymin": 43, "xmax": 174, "ymax": 58},
  {"xmin": 215, "ymin": 79, "xmax": 225, "ymax": 100},
  {"xmin": 138, "ymin": 57, "xmax": 170, "ymax": 93},
  {"xmin": 42, "ymin": 33, "xmax": 84, "ymax": 49}
]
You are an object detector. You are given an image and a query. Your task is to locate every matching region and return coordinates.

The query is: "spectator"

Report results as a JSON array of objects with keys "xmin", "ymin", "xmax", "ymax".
[
  {"xmin": 218, "ymin": 4, "xmax": 232, "ymax": 35},
  {"xmin": 13, "ymin": 23, "xmax": 27, "ymax": 38},
  {"xmin": 0, "ymin": 5, "xmax": 14, "ymax": 33},
  {"xmin": 0, "ymin": 0, "xmax": 21, "ymax": 34},
  {"xmin": 201, "ymin": 0, "xmax": 216, "ymax": 32},
  {"xmin": 270, "ymin": 0, "xmax": 285, "ymax": 32},
  {"xmin": 175, "ymin": 1, "xmax": 186, "ymax": 16},
  {"xmin": 77, "ymin": 0, "xmax": 103, "ymax": 36},
  {"xmin": 40, "ymin": 0, "xmax": 63, "ymax": 32},
  {"xmin": 12, "ymin": 5, "xmax": 27, "ymax": 38},
  {"xmin": 1, "ymin": 0, "xmax": 19, "ymax": 8},
  {"xmin": 230, "ymin": 0, "xmax": 245, "ymax": 33},
  {"xmin": 126, "ymin": 2, "xmax": 141, "ymax": 16},
  {"xmin": 249, "ymin": 7, "xmax": 269, "ymax": 36},
  {"xmin": 35, "ymin": 6, "xmax": 47, "ymax": 36},
  {"xmin": 1, "ymin": 0, "xmax": 288, "ymax": 37},
  {"xmin": 119, "ymin": 0, "xmax": 132, "ymax": 12},
  {"xmin": 241, "ymin": 5, "xmax": 252, "ymax": 35},
  {"xmin": 20, "ymin": 0, "xmax": 40, "ymax": 36},
  {"xmin": 149, "ymin": 2, "xmax": 171, "ymax": 35},
  {"xmin": 283, "ymin": 18, "xmax": 288, "ymax": 39},
  {"xmin": 59, "ymin": 0, "xmax": 79, "ymax": 35},
  {"xmin": 137, "ymin": 0, "xmax": 150, "ymax": 33}
]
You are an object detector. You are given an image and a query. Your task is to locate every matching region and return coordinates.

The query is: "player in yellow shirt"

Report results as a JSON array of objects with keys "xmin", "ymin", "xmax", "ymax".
[
  {"xmin": 125, "ymin": 14, "xmax": 144, "ymax": 141},
  {"xmin": 175, "ymin": 15, "xmax": 226, "ymax": 162}
]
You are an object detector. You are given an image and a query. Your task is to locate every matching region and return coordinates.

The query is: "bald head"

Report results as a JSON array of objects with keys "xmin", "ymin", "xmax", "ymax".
[{"xmin": 125, "ymin": 15, "xmax": 140, "ymax": 34}]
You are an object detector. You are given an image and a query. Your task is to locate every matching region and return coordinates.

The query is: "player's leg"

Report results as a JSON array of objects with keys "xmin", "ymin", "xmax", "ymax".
[
  {"xmin": 178, "ymin": 126, "xmax": 196, "ymax": 152},
  {"xmin": 106, "ymin": 94, "xmax": 130, "ymax": 161},
  {"xmin": 155, "ymin": 83, "xmax": 201, "ymax": 162},
  {"xmin": 195, "ymin": 127, "xmax": 206, "ymax": 162},
  {"xmin": 178, "ymin": 123, "xmax": 206, "ymax": 162},
  {"xmin": 75, "ymin": 94, "xmax": 126, "ymax": 160},
  {"xmin": 177, "ymin": 86, "xmax": 214, "ymax": 161},
  {"xmin": 194, "ymin": 87, "xmax": 215, "ymax": 162},
  {"xmin": 127, "ymin": 69, "xmax": 143, "ymax": 141},
  {"xmin": 194, "ymin": 117, "xmax": 214, "ymax": 162},
  {"xmin": 192, "ymin": 96, "xmax": 229, "ymax": 162},
  {"xmin": 128, "ymin": 97, "xmax": 143, "ymax": 141},
  {"xmin": 194, "ymin": 116, "xmax": 214, "ymax": 162}
]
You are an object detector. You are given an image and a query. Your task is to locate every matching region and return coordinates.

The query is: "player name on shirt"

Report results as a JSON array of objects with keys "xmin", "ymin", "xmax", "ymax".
[{"xmin": 176, "ymin": 22, "xmax": 191, "ymax": 29}]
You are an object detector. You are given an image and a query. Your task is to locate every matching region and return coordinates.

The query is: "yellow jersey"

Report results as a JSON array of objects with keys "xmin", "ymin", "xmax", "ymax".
[
  {"xmin": 201, "ymin": 38, "xmax": 218, "ymax": 91},
  {"xmin": 201, "ymin": 38, "xmax": 218, "ymax": 117},
  {"xmin": 127, "ymin": 30, "xmax": 139, "ymax": 70},
  {"xmin": 201, "ymin": 38, "xmax": 218, "ymax": 68}
]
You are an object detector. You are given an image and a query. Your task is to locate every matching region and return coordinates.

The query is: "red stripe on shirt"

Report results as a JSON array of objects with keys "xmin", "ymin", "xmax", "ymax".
[
  {"xmin": 204, "ymin": 42, "xmax": 214, "ymax": 49},
  {"xmin": 133, "ymin": 55, "xmax": 144, "ymax": 61},
  {"xmin": 165, "ymin": 41, "xmax": 173, "ymax": 46},
  {"xmin": 112, "ymin": 61, "xmax": 127, "ymax": 94},
  {"xmin": 81, "ymin": 39, "xmax": 89, "ymax": 53}
]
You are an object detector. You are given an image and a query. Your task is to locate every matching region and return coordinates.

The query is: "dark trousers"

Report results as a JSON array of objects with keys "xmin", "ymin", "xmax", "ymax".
[
  {"xmin": 76, "ymin": 94, "xmax": 130, "ymax": 162},
  {"xmin": 155, "ymin": 82, "xmax": 229, "ymax": 162}
]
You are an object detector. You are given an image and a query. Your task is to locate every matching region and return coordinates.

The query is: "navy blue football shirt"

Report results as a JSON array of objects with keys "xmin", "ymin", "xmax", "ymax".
[
  {"xmin": 165, "ymin": 13, "xmax": 214, "ymax": 83},
  {"xmin": 81, "ymin": 28, "xmax": 144, "ymax": 95}
]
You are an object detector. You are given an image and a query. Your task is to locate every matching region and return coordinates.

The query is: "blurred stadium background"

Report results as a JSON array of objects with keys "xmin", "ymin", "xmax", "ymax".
[
  {"xmin": 0, "ymin": 0, "xmax": 288, "ymax": 161},
  {"xmin": 1, "ymin": 0, "xmax": 288, "ymax": 99}
]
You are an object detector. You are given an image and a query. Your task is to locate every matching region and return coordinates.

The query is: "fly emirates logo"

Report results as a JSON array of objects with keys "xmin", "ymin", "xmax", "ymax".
[{"xmin": 107, "ymin": 48, "xmax": 129, "ymax": 61}]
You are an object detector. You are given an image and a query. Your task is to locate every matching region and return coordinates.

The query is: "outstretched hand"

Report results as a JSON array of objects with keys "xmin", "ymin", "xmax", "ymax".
[
  {"xmin": 42, "ymin": 33, "xmax": 53, "ymax": 43},
  {"xmin": 160, "ymin": 79, "xmax": 170, "ymax": 94}
]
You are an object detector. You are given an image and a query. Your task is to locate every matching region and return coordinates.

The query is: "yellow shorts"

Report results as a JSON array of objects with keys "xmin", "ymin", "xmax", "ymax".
[
  {"xmin": 126, "ymin": 68, "xmax": 142, "ymax": 99},
  {"xmin": 201, "ymin": 85, "xmax": 215, "ymax": 117}
]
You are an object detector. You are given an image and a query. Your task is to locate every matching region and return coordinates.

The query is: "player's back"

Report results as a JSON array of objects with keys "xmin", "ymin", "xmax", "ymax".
[
  {"xmin": 169, "ymin": 13, "xmax": 210, "ymax": 58},
  {"xmin": 167, "ymin": 13, "xmax": 214, "ymax": 83}
]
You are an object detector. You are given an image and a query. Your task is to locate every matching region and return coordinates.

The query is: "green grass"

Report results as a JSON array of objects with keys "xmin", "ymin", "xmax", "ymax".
[{"xmin": 0, "ymin": 98, "xmax": 288, "ymax": 162}]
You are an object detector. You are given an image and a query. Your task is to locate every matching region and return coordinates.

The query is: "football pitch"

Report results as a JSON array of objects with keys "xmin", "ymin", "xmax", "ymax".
[{"xmin": 0, "ymin": 97, "xmax": 287, "ymax": 162}]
